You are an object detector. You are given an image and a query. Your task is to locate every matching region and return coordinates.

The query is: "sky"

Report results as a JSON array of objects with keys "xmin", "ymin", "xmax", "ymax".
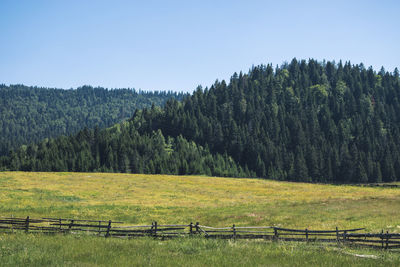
[{"xmin": 0, "ymin": 0, "xmax": 399, "ymax": 93}]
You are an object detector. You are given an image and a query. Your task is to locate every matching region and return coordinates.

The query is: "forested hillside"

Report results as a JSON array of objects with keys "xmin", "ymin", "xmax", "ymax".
[
  {"xmin": 3, "ymin": 59, "xmax": 400, "ymax": 183},
  {"xmin": 0, "ymin": 85, "xmax": 183, "ymax": 156},
  {"xmin": 1, "ymin": 121, "xmax": 249, "ymax": 177},
  {"xmin": 131, "ymin": 59, "xmax": 400, "ymax": 183}
]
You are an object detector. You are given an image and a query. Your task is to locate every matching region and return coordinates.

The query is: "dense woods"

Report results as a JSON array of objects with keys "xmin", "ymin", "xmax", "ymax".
[
  {"xmin": 2, "ymin": 59, "xmax": 400, "ymax": 183},
  {"xmin": 0, "ymin": 122, "xmax": 249, "ymax": 177},
  {"xmin": 0, "ymin": 84, "xmax": 183, "ymax": 156},
  {"xmin": 131, "ymin": 59, "xmax": 400, "ymax": 183}
]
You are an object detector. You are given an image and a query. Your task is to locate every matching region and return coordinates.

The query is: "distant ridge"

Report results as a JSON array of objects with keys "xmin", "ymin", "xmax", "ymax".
[{"xmin": 0, "ymin": 84, "xmax": 184, "ymax": 155}]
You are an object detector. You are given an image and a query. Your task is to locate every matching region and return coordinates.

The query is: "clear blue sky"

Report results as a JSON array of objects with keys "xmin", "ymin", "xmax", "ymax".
[{"xmin": 0, "ymin": 0, "xmax": 399, "ymax": 93}]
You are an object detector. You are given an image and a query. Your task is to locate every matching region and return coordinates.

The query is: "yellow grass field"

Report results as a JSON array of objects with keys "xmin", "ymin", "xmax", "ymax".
[{"xmin": 1, "ymin": 171, "xmax": 400, "ymax": 232}]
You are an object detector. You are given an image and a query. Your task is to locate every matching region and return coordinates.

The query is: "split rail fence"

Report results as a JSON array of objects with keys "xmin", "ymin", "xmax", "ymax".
[
  {"xmin": 350, "ymin": 183, "xmax": 400, "ymax": 188},
  {"xmin": 1, "ymin": 216, "xmax": 400, "ymax": 249}
]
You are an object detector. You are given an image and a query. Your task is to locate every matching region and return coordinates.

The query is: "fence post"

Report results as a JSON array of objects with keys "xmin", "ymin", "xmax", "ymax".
[
  {"xmin": 305, "ymin": 228, "xmax": 308, "ymax": 242},
  {"xmin": 59, "ymin": 218, "xmax": 62, "ymax": 232},
  {"xmin": 105, "ymin": 220, "xmax": 112, "ymax": 238},
  {"xmin": 189, "ymin": 222, "xmax": 193, "ymax": 236},
  {"xmin": 233, "ymin": 224, "xmax": 236, "ymax": 239},
  {"xmin": 195, "ymin": 222, "xmax": 199, "ymax": 234},
  {"xmin": 11, "ymin": 215, "xmax": 14, "ymax": 233},
  {"xmin": 68, "ymin": 220, "xmax": 74, "ymax": 234},
  {"xmin": 381, "ymin": 230, "xmax": 384, "ymax": 248},
  {"xmin": 25, "ymin": 216, "xmax": 30, "ymax": 233},
  {"xmin": 336, "ymin": 227, "xmax": 339, "ymax": 244},
  {"xmin": 98, "ymin": 221, "xmax": 101, "ymax": 235},
  {"xmin": 154, "ymin": 221, "xmax": 157, "ymax": 237},
  {"xmin": 386, "ymin": 231, "xmax": 389, "ymax": 249},
  {"xmin": 274, "ymin": 228, "xmax": 278, "ymax": 241},
  {"xmin": 343, "ymin": 230, "xmax": 347, "ymax": 243}
]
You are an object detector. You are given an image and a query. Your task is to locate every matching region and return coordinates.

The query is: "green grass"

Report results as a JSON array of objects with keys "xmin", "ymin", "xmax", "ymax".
[
  {"xmin": 1, "ymin": 172, "xmax": 400, "ymax": 231},
  {"xmin": 1, "ymin": 171, "xmax": 400, "ymax": 266},
  {"xmin": 1, "ymin": 234, "xmax": 399, "ymax": 267}
]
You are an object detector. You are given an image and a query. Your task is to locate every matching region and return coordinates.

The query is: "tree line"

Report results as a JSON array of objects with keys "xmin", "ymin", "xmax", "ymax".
[
  {"xmin": 0, "ymin": 122, "xmax": 250, "ymax": 178},
  {"xmin": 0, "ymin": 84, "xmax": 184, "ymax": 156}
]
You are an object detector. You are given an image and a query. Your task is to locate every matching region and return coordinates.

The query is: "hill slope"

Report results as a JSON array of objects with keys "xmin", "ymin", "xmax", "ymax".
[
  {"xmin": 3, "ymin": 59, "xmax": 400, "ymax": 183},
  {"xmin": 0, "ymin": 84, "xmax": 183, "ymax": 156},
  {"xmin": 132, "ymin": 59, "xmax": 400, "ymax": 183}
]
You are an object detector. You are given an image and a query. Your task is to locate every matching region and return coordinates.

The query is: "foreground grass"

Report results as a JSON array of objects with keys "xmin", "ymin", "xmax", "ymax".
[
  {"xmin": 1, "ymin": 233, "xmax": 399, "ymax": 267},
  {"xmin": 1, "ymin": 172, "xmax": 400, "ymax": 232},
  {"xmin": 2, "ymin": 172, "xmax": 400, "ymax": 266}
]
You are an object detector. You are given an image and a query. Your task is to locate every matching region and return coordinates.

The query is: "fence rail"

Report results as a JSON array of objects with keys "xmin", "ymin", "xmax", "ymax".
[
  {"xmin": 349, "ymin": 183, "xmax": 400, "ymax": 188},
  {"xmin": 1, "ymin": 216, "xmax": 399, "ymax": 249}
]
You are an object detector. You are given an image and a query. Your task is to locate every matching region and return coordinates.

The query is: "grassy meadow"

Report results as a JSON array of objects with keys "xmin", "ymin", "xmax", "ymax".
[
  {"xmin": 1, "ymin": 171, "xmax": 400, "ymax": 266},
  {"xmin": 1, "ymin": 171, "xmax": 400, "ymax": 230}
]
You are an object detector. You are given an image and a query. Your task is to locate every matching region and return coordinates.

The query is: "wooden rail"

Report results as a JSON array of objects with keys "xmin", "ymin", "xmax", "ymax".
[
  {"xmin": 1, "ymin": 216, "xmax": 399, "ymax": 249},
  {"xmin": 349, "ymin": 183, "xmax": 400, "ymax": 188}
]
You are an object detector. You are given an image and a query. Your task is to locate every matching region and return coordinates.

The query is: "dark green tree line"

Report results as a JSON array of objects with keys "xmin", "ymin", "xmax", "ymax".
[
  {"xmin": 1, "ymin": 122, "xmax": 250, "ymax": 178},
  {"xmin": 131, "ymin": 59, "xmax": 400, "ymax": 183},
  {"xmin": 0, "ymin": 84, "xmax": 184, "ymax": 156}
]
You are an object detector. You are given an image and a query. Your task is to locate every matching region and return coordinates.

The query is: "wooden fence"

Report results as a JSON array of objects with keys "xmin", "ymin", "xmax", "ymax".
[
  {"xmin": 1, "ymin": 216, "xmax": 400, "ymax": 249},
  {"xmin": 349, "ymin": 183, "xmax": 400, "ymax": 188}
]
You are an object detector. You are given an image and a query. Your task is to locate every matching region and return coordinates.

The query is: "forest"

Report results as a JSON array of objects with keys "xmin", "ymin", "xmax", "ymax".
[
  {"xmin": 2, "ymin": 59, "xmax": 400, "ymax": 183},
  {"xmin": 0, "ymin": 122, "xmax": 248, "ymax": 178},
  {"xmin": 0, "ymin": 84, "xmax": 183, "ymax": 156}
]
